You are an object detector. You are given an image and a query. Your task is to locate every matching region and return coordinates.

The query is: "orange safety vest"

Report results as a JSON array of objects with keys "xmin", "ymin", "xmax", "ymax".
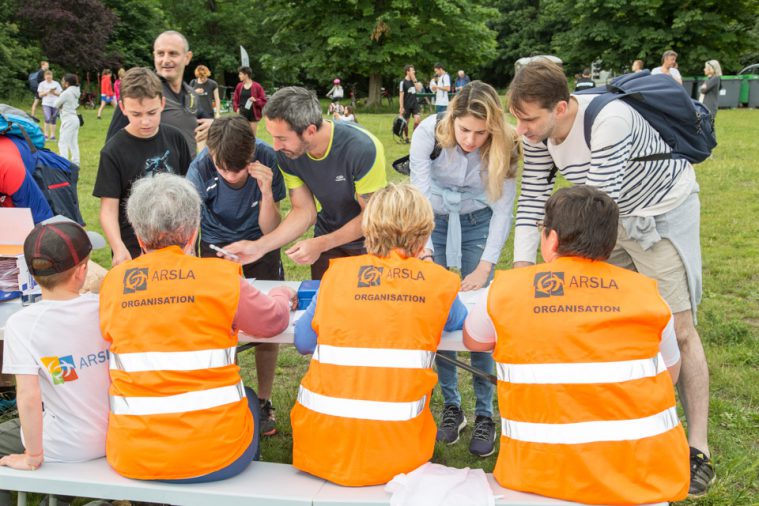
[
  {"xmin": 99, "ymin": 246, "xmax": 252, "ymax": 480},
  {"xmin": 291, "ymin": 251, "xmax": 460, "ymax": 486},
  {"xmin": 488, "ymin": 256, "xmax": 689, "ymax": 505}
]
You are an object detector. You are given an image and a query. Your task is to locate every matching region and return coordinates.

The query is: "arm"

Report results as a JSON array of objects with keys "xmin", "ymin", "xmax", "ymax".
[
  {"xmin": 248, "ymin": 161, "xmax": 281, "ymax": 234},
  {"xmin": 234, "ymin": 280, "xmax": 294, "ymax": 337},
  {"xmin": 408, "ymin": 117, "xmax": 438, "ymax": 253},
  {"xmin": 462, "ymin": 289, "xmax": 496, "ymax": 352},
  {"xmin": 232, "ymin": 83, "xmax": 241, "ymax": 112},
  {"xmin": 462, "ymin": 180, "xmax": 517, "ymax": 291},
  {"xmin": 399, "ymin": 81, "xmax": 405, "ymax": 114},
  {"xmin": 53, "ymin": 88, "xmax": 66, "ymax": 109},
  {"xmin": 441, "ymin": 75, "xmax": 451, "ymax": 92},
  {"xmin": 286, "ymin": 192, "xmax": 370, "ymax": 265},
  {"xmin": 513, "ymin": 140, "xmax": 556, "ymax": 265},
  {"xmin": 99, "ymin": 197, "xmax": 131, "ymax": 266},
  {"xmin": 701, "ymin": 76, "xmax": 719, "ymax": 94},
  {"xmin": 213, "ymin": 87, "xmax": 221, "ymax": 118},
  {"xmin": 659, "ymin": 316, "xmax": 681, "ymax": 383},
  {"xmin": 294, "ymin": 294, "xmax": 319, "ymax": 354},
  {"xmin": 0, "ymin": 375, "xmax": 44, "ymax": 470},
  {"xmin": 223, "ymin": 183, "xmax": 316, "ymax": 264}
]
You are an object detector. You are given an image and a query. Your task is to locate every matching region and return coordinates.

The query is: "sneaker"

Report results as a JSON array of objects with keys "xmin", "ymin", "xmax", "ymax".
[
  {"xmin": 259, "ymin": 398, "xmax": 277, "ymax": 436},
  {"xmin": 689, "ymin": 447, "xmax": 715, "ymax": 497},
  {"xmin": 469, "ymin": 416, "xmax": 497, "ymax": 457},
  {"xmin": 436, "ymin": 404, "xmax": 466, "ymax": 444}
]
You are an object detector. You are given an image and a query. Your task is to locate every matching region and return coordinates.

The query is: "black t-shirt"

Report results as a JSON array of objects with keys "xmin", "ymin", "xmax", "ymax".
[
  {"xmin": 400, "ymin": 79, "xmax": 419, "ymax": 110},
  {"xmin": 189, "ymin": 78, "xmax": 218, "ymax": 119},
  {"xmin": 105, "ymin": 76, "xmax": 200, "ymax": 152},
  {"xmin": 93, "ymin": 124, "xmax": 193, "ymax": 256}
]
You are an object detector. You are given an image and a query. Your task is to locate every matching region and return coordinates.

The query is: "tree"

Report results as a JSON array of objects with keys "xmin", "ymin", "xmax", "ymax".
[
  {"xmin": 260, "ymin": 0, "xmax": 498, "ymax": 106},
  {"xmin": 159, "ymin": 0, "xmax": 265, "ymax": 87},
  {"xmin": 104, "ymin": 0, "xmax": 167, "ymax": 69},
  {"xmin": 477, "ymin": 0, "xmax": 562, "ymax": 87},
  {"xmin": 18, "ymin": 0, "xmax": 116, "ymax": 73},
  {"xmin": 547, "ymin": 0, "xmax": 759, "ymax": 75},
  {"xmin": 0, "ymin": 0, "xmax": 42, "ymax": 97}
]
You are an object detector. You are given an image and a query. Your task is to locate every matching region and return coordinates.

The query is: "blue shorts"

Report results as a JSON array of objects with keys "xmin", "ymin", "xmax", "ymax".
[{"xmin": 101, "ymin": 95, "xmax": 114, "ymax": 104}]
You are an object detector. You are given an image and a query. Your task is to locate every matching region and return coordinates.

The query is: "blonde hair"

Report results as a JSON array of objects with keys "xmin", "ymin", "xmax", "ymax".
[
  {"xmin": 706, "ymin": 60, "xmax": 722, "ymax": 77},
  {"xmin": 362, "ymin": 183, "xmax": 434, "ymax": 257},
  {"xmin": 436, "ymin": 80, "xmax": 521, "ymax": 202},
  {"xmin": 195, "ymin": 65, "xmax": 211, "ymax": 79}
]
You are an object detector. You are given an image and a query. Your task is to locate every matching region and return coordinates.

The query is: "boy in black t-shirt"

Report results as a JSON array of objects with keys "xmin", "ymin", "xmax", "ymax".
[{"xmin": 93, "ymin": 67, "xmax": 192, "ymax": 265}]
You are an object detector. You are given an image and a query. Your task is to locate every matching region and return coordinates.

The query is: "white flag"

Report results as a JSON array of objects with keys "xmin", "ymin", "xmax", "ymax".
[{"xmin": 240, "ymin": 46, "xmax": 250, "ymax": 68}]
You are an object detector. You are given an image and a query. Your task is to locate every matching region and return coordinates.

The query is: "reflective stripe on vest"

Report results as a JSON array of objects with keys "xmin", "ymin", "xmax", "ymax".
[
  {"xmin": 501, "ymin": 406, "xmax": 679, "ymax": 444},
  {"xmin": 111, "ymin": 381, "xmax": 245, "ymax": 416},
  {"xmin": 297, "ymin": 385, "xmax": 426, "ymax": 421},
  {"xmin": 109, "ymin": 347, "xmax": 236, "ymax": 373},
  {"xmin": 313, "ymin": 344, "xmax": 435, "ymax": 369},
  {"xmin": 496, "ymin": 354, "xmax": 665, "ymax": 384}
]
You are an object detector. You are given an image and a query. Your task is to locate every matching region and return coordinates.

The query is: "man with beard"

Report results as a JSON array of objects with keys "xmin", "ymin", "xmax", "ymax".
[{"xmin": 220, "ymin": 87, "xmax": 387, "ymax": 280}]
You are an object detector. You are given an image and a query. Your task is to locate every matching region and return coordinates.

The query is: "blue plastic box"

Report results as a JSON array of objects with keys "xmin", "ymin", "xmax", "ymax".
[{"xmin": 297, "ymin": 280, "xmax": 320, "ymax": 310}]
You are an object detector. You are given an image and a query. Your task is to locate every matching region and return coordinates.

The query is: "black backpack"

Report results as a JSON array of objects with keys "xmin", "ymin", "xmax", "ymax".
[
  {"xmin": 392, "ymin": 115, "xmax": 408, "ymax": 143},
  {"xmin": 391, "ymin": 112, "xmax": 446, "ymax": 175}
]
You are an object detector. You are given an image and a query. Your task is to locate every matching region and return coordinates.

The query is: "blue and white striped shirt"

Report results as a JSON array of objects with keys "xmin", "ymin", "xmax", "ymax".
[{"xmin": 514, "ymin": 94, "xmax": 696, "ymax": 263}]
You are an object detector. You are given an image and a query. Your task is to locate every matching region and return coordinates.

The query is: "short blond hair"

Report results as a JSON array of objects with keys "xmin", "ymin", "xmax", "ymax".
[{"xmin": 362, "ymin": 183, "xmax": 434, "ymax": 257}]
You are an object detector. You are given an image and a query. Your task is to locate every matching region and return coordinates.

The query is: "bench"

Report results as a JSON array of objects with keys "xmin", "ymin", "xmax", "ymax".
[{"xmin": 0, "ymin": 459, "xmax": 630, "ymax": 506}]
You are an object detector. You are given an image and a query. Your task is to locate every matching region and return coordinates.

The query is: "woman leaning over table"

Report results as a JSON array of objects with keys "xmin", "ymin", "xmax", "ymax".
[{"xmin": 410, "ymin": 80, "xmax": 520, "ymax": 458}]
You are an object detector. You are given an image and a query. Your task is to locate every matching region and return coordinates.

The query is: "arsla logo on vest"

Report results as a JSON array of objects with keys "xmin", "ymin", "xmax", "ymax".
[
  {"xmin": 534, "ymin": 272, "xmax": 564, "ymax": 298},
  {"xmin": 120, "ymin": 267, "xmax": 198, "ymax": 308},
  {"xmin": 123, "ymin": 268, "xmax": 149, "ymax": 294},
  {"xmin": 358, "ymin": 265, "xmax": 383, "ymax": 287}
]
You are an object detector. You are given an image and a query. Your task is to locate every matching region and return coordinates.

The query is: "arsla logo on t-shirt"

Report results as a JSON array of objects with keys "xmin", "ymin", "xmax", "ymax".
[
  {"xmin": 40, "ymin": 355, "xmax": 79, "ymax": 385},
  {"xmin": 534, "ymin": 271, "xmax": 565, "ymax": 298},
  {"xmin": 123, "ymin": 268, "xmax": 149, "ymax": 294},
  {"xmin": 357, "ymin": 265, "xmax": 383, "ymax": 287}
]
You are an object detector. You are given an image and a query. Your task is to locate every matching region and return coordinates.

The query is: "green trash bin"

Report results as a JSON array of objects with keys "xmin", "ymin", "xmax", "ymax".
[
  {"xmin": 741, "ymin": 75, "xmax": 759, "ymax": 107},
  {"xmin": 718, "ymin": 76, "xmax": 741, "ymax": 109},
  {"xmin": 748, "ymin": 76, "xmax": 759, "ymax": 108}
]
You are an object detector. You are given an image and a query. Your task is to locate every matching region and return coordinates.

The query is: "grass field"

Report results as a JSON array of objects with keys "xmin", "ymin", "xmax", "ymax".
[{"xmin": 5, "ymin": 98, "xmax": 758, "ymax": 505}]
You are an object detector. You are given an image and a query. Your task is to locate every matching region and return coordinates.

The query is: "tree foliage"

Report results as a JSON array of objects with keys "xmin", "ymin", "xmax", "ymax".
[
  {"xmin": 0, "ymin": 0, "xmax": 42, "ymax": 97},
  {"xmin": 258, "ymin": 0, "xmax": 498, "ymax": 105},
  {"xmin": 103, "ymin": 0, "xmax": 167, "ymax": 69},
  {"xmin": 548, "ymin": 0, "xmax": 759, "ymax": 75},
  {"xmin": 18, "ymin": 0, "xmax": 117, "ymax": 73}
]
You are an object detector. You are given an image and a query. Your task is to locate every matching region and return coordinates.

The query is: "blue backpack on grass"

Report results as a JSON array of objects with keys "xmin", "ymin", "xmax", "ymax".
[{"xmin": 575, "ymin": 70, "xmax": 717, "ymax": 164}]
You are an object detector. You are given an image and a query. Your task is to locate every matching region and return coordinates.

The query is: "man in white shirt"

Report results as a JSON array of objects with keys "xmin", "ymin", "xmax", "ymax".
[
  {"xmin": 652, "ymin": 50, "xmax": 683, "ymax": 84},
  {"xmin": 506, "ymin": 60, "xmax": 714, "ymax": 497},
  {"xmin": 431, "ymin": 63, "xmax": 451, "ymax": 113}
]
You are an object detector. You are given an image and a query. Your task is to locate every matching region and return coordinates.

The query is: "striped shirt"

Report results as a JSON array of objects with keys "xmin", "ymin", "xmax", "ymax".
[{"xmin": 514, "ymin": 94, "xmax": 696, "ymax": 263}]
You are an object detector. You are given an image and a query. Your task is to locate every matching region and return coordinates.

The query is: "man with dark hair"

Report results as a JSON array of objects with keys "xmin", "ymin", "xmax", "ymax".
[
  {"xmin": 464, "ymin": 186, "xmax": 690, "ymax": 505},
  {"xmin": 186, "ymin": 115, "xmax": 286, "ymax": 436},
  {"xmin": 30, "ymin": 61, "xmax": 48, "ymax": 118},
  {"xmin": 574, "ymin": 68, "xmax": 595, "ymax": 91},
  {"xmin": 221, "ymin": 86, "xmax": 387, "ymax": 280},
  {"xmin": 106, "ymin": 30, "xmax": 212, "ymax": 153},
  {"xmin": 399, "ymin": 65, "xmax": 422, "ymax": 137},
  {"xmin": 507, "ymin": 60, "xmax": 713, "ymax": 496}
]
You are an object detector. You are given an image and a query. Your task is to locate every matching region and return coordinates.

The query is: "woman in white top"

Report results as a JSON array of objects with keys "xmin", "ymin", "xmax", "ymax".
[
  {"xmin": 54, "ymin": 74, "xmax": 81, "ymax": 165},
  {"xmin": 409, "ymin": 80, "xmax": 520, "ymax": 456}
]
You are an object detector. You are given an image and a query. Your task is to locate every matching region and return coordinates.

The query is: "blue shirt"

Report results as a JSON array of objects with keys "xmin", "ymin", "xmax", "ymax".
[
  {"xmin": 186, "ymin": 140, "xmax": 286, "ymax": 244},
  {"xmin": 294, "ymin": 292, "xmax": 469, "ymax": 355}
]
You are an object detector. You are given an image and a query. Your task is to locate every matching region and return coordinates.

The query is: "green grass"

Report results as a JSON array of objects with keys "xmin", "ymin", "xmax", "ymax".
[{"xmin": 5, "ymin": 98, "xmax": 758, "ymax": 505}]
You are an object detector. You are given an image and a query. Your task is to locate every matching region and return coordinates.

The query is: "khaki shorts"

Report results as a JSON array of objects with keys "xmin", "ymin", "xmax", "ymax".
[{"xmin": 608, "ymin": 225, "xmax": 691, "ymax": 313}]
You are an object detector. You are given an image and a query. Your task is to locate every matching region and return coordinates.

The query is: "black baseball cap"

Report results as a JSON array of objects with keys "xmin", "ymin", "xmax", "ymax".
[{"xmin": 23, "ymin": 216, "xmax": 105, "ymax": 276}]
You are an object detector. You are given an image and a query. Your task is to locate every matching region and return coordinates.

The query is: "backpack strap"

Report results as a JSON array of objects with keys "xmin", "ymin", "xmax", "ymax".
[{"xmin": 429, "ymin": 111, "xmax": 447, "ymax": 160}]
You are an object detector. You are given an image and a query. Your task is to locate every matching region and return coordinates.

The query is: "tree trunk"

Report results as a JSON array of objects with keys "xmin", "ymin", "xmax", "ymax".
[{"xmin": 367, "ymin": 73, "xmax": 382, "ymax": 107}]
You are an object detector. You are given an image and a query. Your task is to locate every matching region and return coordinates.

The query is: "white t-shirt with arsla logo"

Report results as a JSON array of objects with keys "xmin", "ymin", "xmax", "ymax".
[{"xmin": 3, "ymin": 293, "xmax": 110, "ymax": 462}]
